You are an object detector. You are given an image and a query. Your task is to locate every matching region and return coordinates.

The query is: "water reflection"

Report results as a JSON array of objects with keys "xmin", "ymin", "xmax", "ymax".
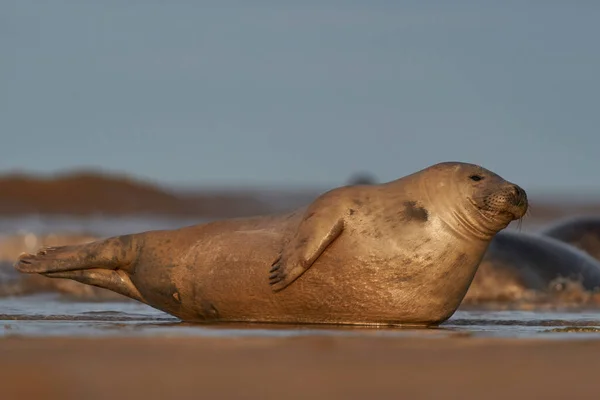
[{"xmin": 2, "ymin": 294, "xmax": 600, "ymax": 340}]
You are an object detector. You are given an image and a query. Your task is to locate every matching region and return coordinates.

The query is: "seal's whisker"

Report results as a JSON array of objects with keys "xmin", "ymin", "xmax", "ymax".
[{"xmin": 516, "ymin": 217, "xmax": 523, "ymax": 232}]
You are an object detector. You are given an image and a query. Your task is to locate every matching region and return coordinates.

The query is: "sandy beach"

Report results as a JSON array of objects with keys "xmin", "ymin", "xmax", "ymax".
[{"xmin": 2, "ymin": 334, "xmax": 600, "ymax": 400}]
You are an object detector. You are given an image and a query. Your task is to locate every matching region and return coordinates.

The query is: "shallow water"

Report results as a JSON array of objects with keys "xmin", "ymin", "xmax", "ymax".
[{"xmin": 2, "ymin": 295, "xmax": 600, "ymax": 340}]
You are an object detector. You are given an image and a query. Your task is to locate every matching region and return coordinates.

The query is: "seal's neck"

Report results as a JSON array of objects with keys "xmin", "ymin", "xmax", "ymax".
[{"xmin": 442, "ymin": 207, "xmax": 511, "ymax": 242}]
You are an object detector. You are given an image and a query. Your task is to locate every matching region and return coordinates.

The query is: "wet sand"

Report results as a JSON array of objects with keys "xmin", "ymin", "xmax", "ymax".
[{"xmin": 2, "ymin": 335, "xmax": 600, "ymax": 400}]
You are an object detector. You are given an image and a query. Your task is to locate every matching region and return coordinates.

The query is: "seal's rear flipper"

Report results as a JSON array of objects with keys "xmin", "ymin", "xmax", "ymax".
[
  {"xmin": 44, "ymin": 269, "xmax": 144, "ymax": 302},
  {"xmin": 14, "ymin": 235, "xmax": 136, "ymax": 274}
]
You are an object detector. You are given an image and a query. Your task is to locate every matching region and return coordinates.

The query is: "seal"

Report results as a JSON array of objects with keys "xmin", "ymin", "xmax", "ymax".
[
  {"xmin": 539, "ymin": 215, "xmax": 600, "ymax": 261},
  {"xmin": 473, "ymin": 230, "xmax": 600, "ymax": 292},
  {"xmin": 14, "ymin": 162, "xmax": 528, "ymax": 326}
]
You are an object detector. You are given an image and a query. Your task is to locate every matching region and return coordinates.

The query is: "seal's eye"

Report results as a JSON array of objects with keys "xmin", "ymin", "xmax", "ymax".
[{"xmin": 469, "ymin": 175, "xmax": 483, "ymax": 182}]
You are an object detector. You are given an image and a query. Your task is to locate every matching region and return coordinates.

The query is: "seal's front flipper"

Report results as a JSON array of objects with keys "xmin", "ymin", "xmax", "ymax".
[
  {"xmin": 269, "ymin": 196, "xmax": 345, "ymax": 292},
  {"xmin": 14, "ymin": 235, "xmax": 136, "ymax": 274}
]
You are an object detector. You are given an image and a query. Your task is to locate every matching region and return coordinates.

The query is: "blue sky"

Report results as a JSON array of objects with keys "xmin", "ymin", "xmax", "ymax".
[{"xmin": 2, "ymin": 1, "xmax": 599, "ymax": 194}]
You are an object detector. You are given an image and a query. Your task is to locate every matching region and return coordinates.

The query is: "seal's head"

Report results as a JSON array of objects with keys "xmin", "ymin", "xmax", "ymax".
[{"xmin": 417, "ymin": 162, "xmax": 528, "ymax": 240}]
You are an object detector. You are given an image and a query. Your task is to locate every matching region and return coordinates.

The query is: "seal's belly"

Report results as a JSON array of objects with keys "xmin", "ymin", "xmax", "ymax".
[
  {"xmin": 126, "ymin": 218, "xmax": 483, "ymax": 325},
  {"xmin": 129, "ymin": 228, "xmax": 287, "ymax": 321}
]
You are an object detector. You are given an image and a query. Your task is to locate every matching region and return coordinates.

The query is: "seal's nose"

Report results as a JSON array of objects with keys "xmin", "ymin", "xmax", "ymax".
[{"xmin": 510, "ymin": 184, "xmax": 528, "ymax": 207}]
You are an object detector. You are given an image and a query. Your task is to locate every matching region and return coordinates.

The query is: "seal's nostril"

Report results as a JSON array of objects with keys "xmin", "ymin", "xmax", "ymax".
[{"xmin": 511, "ymin": 185, "xmax": 527, "ymax": 205}]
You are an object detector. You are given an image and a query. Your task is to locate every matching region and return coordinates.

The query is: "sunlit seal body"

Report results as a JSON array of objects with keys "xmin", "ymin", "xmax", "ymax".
[
  {"xmin": 540, "ymin": 216, "xmax": 600, "ymax": 262},
  {"xmin": 475, "ymin": 230, "xmax": 600, "ymax": 292},
  {"xmin": 14, "ymin": 162, "xmax": 528, "ymax": 326}
]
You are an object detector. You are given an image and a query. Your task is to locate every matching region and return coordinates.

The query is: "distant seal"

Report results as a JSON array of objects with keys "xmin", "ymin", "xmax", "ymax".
[
  {"xmin": 346, "ymin": 172, "xmax": 377, "ymax": 186},
  {"xmin": 14, "ymin": 162, "xmax": 528, "ymax": 326},
  {"xmin": 539, "ymin": 215, "xmax": 600, "ymax": 261},
  {"xmin": 478, "ymin": 230, "xmax": 600, "ymax": 292}
]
